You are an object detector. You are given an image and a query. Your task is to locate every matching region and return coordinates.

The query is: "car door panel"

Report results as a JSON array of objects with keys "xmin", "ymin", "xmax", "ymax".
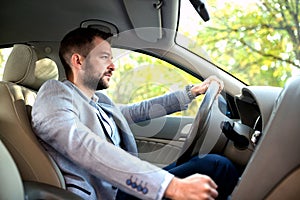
[{"xmin": 130, "ymin": 115, "xmax": 193, "ymax": 167}]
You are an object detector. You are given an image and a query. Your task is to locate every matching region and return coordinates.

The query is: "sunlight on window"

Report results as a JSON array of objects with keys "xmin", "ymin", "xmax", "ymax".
[{"xmin": 0, "ymin": 48, "xmax": 12, "ymax": 80}]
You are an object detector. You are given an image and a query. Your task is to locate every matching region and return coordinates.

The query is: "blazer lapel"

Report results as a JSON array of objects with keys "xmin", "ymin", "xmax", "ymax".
[{"xmin": 99, "ymin": 103, "xmax": 138, "ymax": 155}]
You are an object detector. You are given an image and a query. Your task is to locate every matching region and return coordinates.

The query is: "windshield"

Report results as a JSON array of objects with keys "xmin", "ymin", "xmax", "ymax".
[{"xmin": 177, "ymin": 0, "xmax": 300, "ymax": 87}]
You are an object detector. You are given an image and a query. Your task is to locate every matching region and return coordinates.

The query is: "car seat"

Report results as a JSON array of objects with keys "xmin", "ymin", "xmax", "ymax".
[
  {"xmin": 0, "ymin": 44, "xmax": 79, "ymax": 195},
  {"xmin": 231, "ymin": 76, "xmax": 300, "ymax": 200},
  {"xmin": 0, "ymin": 139, "xmax": 83, "ymax": 200},
  {"xmin": 0, "ymin": 139, "xmax": 24, "ymax": 200}
]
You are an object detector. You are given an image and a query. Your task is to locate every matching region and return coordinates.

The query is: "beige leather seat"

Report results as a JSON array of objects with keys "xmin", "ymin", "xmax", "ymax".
[
  {"xmin": 0, "ymin": 138, "xmax": 84, "ymax": 200},
  {"xmin": 0, "ymin": 44, "xmax": 64, "ymax": 188},
  {"xmin": 0, "ymin": 139, "xmax": 24, "ymax": 200},
  {"xmin": 231, "ymin": 76, "xmax": 300, "ymax": 200}
]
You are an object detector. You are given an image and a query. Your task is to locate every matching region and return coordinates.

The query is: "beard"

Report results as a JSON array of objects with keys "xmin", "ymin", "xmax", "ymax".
[
  {"xmin": 83, "ymin": 74, "xmax": 109, "ymax": 91},
  {"xmin": 96, "ymin": 77, "xmax": 109, "ymax": 90},
  {"xmin": 82, "ymin": 58, "xmax": 111, "ymax": 91}
]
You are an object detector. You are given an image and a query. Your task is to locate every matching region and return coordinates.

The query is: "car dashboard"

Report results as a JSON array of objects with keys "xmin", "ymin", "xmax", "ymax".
[
  {"xmin": 205, "ymin": 84, "xmax": 283, "ymax": 168},
  {"xmin": 218, "ymin": 85, "xmax": 283, "ymax": 166},
  {"xmin": 235, "ymin": 86, "xmax": 282, "ymax": 133}
]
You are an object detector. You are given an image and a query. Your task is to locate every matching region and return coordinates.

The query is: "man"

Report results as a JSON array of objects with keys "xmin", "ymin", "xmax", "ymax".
[{"xmin": 32, "ymin": 27, "xmax": 238, "ymax": 200}]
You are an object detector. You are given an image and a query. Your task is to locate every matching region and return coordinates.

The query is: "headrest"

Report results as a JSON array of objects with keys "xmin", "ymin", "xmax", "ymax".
[{"xmin": 3, "ymin": 44, "xmax": 58, "ymax": 90}]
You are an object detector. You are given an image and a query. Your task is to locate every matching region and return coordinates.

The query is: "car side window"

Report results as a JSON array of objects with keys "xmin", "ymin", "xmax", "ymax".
[
  {"xmin": 0, "ymin": 47, "xmax": 12, "ymax": 80},
  {"xmin": 106, "ymin": 48, "xmax": 203, "ymax": 117}
]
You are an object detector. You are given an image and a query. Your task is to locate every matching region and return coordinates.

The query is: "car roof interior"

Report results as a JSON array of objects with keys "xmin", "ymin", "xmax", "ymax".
[{"xmin": 0, "ymin": 0, "xmax": 178, "ymax": 45}]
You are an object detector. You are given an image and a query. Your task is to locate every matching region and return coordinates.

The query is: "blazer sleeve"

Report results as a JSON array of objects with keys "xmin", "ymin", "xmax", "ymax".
[
  {"xmin": 120, "ymin": 90, "xmax": 192, "ymax": 124},
  {"xmin": 31, "ymin": 80, "xmax": 172, "ymax": 200}
]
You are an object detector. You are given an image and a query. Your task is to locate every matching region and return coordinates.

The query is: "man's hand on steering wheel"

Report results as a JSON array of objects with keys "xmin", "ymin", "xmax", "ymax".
[
  {"xmin": 176, "ymin": 75, "xmax": 224, "ymax": 165},
  {"xmin": 191, "ymin": 75, "xmax": 224, "ymax": 97}
]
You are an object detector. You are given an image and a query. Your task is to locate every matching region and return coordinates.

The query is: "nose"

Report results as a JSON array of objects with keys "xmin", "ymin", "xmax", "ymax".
[{"xmin": 107, "ymin": 62, "xmax": 115, "ymax": 71}]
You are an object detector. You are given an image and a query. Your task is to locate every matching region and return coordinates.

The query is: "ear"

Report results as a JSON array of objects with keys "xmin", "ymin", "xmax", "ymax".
[{"xmin": 70, "ymin": 53, "xmax": 84, "ymax": 70}]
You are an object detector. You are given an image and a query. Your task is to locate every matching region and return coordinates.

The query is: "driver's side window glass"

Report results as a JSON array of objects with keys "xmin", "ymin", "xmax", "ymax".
[
  {"xmin": 0, "ymin": 47, "xmax": 12, "ymax": 80},
  {"xmin": 106, "ymin": 48, "xmax": 203, "ymax": 117}
]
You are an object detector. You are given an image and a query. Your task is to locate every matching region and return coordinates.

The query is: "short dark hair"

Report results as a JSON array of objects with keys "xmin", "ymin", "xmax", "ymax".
[{"xmin": 59, "ymin": 27, "xmax": 113, "ymax": 78}]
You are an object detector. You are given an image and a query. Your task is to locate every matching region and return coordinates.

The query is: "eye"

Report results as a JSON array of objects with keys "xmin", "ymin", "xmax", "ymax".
[{"xmin": 101, "ymin": 55, "xmax": 109, "ymax": 59}]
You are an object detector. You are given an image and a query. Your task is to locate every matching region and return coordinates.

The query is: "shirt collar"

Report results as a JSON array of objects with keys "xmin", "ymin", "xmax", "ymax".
[{"xmin": 91, "ymin": 94, "xmax": 99, "ymax": 103}]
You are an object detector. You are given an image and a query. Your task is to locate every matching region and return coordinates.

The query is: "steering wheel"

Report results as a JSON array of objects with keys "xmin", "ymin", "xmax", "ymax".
[{"xmin": 176, "ymin": 81, "xmax": 220, "ymax": 165}]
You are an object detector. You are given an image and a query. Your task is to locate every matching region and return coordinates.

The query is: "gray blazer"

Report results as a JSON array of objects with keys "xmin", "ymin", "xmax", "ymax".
[{"xmin": 32, "ymin": 80, "xmax": 191, "ymax": 200}]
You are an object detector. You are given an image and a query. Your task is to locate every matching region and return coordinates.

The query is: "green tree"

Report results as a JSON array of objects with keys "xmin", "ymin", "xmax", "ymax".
[{"xmin": 191, "ymin": 0, "xmax": 299, "ymax": 87}]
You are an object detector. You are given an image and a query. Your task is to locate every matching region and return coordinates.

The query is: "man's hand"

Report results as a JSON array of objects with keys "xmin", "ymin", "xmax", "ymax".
[
  {"xmin": 191, "ymin": 75, "xmax": 224, "ymax": 97},
  {"xmin": 164, "ymin": 174, "xmax": 218, "ymax": 200}
]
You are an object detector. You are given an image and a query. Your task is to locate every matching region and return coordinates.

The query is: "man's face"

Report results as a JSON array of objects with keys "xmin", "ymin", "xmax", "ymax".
[{"xmin": 81, "ymin": 37, "xmax": 115, "ymax": 90}]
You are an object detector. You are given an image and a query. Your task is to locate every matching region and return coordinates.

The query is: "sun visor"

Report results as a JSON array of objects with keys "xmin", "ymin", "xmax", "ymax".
[
  {"xmin": 81, "ymin": 20, "xmax": 119, "ymax": 37},
  {"xmin": 123, "ymin": 0, "xmax": 163, "ymax": 43}
]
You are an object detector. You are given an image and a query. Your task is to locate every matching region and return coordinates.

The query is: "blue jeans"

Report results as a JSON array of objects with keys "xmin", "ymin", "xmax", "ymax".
[{"xmin": 116, "ymin": 154, "xmax": 239, "ymax": 200}]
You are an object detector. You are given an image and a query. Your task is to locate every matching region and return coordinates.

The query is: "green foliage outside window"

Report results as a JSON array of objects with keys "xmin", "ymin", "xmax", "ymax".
[{"xmin": 179, "ymin": 0, "xmax": 299, "ymax": 87}]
